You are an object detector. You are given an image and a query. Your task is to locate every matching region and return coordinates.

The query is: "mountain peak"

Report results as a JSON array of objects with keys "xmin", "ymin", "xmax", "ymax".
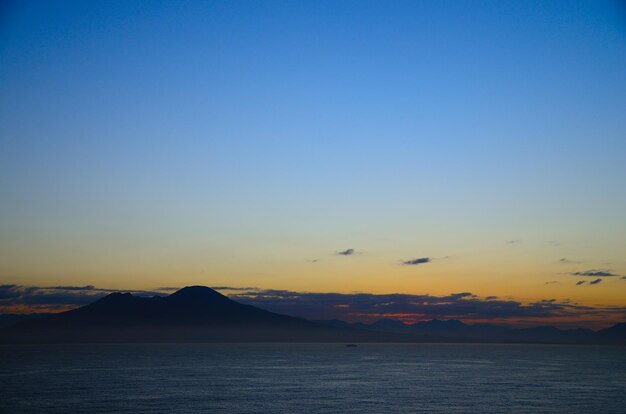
[
  {"xmin": 95, "ymin": 292, "xmax": 135, "ymax": 304},
  {"xmin": 166, "ymin": 286, "xmax": 230, "ymax": 302},
  {"xmin": 3, "ymin": 284, "xmax": 352, "ymax": 343}
]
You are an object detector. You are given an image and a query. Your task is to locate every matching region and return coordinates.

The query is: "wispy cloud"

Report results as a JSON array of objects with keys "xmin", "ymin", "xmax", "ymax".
[
  {"xmin": 47, "ymin": 285, "xmax": 97, "ymax": 291},
  {"xmin": 576, "ymin": 279, "xmax": 604, "ymax": 286},
  {"xmin": 337, "ymin": 248, "xmax": 355, "ymax": 256},
  {"xmin": 559, "ymin": 258, "xmax": 583, "ymax": 264},
  {"xmin": 570, "ymin": 269, "xmax": 621, "ymax": 277},
  {"xmin": 402, "ymin": 257, "xmax": 430, "ymax": 265},
  {"xmin": 506, "ymin": 239, "xmax": 522, "ymax": 244},
  {"xmin": 210, "ymin": 286, "xmax": 259, "ymax": 291}
]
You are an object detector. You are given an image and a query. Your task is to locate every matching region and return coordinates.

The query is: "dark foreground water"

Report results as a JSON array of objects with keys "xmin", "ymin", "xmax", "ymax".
[{"xmin": 1, "ymin": 343, "xmax": 625, "ymax": 413}]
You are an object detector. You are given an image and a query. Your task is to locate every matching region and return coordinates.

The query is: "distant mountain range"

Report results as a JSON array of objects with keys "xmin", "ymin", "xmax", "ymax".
[
  {"xmin": 315, "ymin": 318, "xmax": 626, "ymax": 345},
  {"xmin": 2, "ymin": 286, "xmax": 625, "ymax": 344}
]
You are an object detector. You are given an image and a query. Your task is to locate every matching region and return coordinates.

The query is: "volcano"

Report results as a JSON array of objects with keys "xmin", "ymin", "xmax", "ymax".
[{"xmin": 3, "ymin": 286, "xmax": 411, "ymax": 343}]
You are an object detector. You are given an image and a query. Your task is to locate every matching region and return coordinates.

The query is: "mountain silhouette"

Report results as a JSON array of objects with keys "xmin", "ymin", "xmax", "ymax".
[
  {"xmin": 36, "ymin": 286, "xmax": 313, "ymax": 327},
  {"xmin": 2, "ymin": 286, "xmax": 430, "ymax": 343},
  {"xmin": 598, "ymin": 322, "xmax": 626, "ymax": 342},
  {"xmin": 3, "ymin": 286, "xmax": 624, "ymax": 344},
  {"xmin": 315, "ymin": 317, "xmax": 624, "ymax": 344}
]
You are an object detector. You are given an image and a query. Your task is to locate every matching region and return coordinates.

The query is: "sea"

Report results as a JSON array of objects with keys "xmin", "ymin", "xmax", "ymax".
[{"xmin": 1, "ymin": 343, "xmax": 625, "ymax": 413}]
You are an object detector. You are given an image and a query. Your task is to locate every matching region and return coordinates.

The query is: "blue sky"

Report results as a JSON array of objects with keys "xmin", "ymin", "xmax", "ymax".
[{"xmin": 1, "ymin": 1, "xmax": 625, "ymax": 317}]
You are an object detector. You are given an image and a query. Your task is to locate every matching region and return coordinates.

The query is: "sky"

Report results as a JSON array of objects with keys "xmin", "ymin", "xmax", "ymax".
[{"xmin": 1, "ymin": 0, "xmax": 625, "ymax": 327}]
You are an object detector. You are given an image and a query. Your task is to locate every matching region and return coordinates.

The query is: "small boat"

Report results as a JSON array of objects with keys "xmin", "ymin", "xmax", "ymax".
[{"xmin": 345, "ymin": 344, "xmax": 358, "ymax": 347}]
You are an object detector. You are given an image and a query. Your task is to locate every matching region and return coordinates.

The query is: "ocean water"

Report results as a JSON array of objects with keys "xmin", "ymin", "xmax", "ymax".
[{"xmin": 1, "ymin": 343, "xmax": 625, "ymax": 413}]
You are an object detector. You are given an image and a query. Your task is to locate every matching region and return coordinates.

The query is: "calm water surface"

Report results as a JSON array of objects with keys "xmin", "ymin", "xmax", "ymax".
[{"xmin": 1, "ymin": 343, "xmax": 625, "ymax": 413}]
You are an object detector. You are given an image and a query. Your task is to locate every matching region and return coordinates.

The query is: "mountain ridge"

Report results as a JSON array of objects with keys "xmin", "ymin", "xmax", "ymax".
[
  {"xmin": 2, "ymin": 286, "xmax": 625, "ymax": 344},
  {"xmin": 2, "ymin": 286, "xmax": 433, "ymax": 343},
  {"xmin": 313, "ymin": 317, "xmax": 625, "ymax": 344}
]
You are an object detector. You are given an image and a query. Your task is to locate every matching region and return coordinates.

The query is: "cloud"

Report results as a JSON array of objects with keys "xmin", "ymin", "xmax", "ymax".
[
  {"xmin": 447, "ymin": 292, "xmax": 474, "ymax": 300},
  {"xmin": 570, "ymin": 270, "xmax": 620, "ymax": 277},
  {"xmin": 211, "ymin": 286, "xmax": 259, "ymax": 291},
  {"xmin": 337, "ymin": 248, "xmax": 355, "ymax": 256},
  {"xmin": 48, "ymin": 285, "xmax": 96, "ymax": 291},
  {"xmin": 558, "ymin": 258, "xmax": 582, "ymax": 264},
  {"xmin": 0, "ymin": 285, "xmax": 169, "ymax": 312},
  {"xmin": 402, "ymin": 257, "xmax": 430, "ymax": 265},
  {"xmin": 506, "ymin": 239, "xmax": 522, "ymax": 244},
  {"xmin": 227, "ymin": 288, "xmax": 626, "ymax": 324},
  {"xmin": 577, "ymin": 279, "xmax": 604, "ymax": 286},
  {"xmin": 545, "ymin": 281, "xmax": 560, "ymax": 285}
]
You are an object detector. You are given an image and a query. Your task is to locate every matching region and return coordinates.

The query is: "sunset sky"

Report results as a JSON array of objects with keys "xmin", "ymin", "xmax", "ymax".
[{"xmin": 1, "ymin": 1, "xmax": 625, "ymax": 327}]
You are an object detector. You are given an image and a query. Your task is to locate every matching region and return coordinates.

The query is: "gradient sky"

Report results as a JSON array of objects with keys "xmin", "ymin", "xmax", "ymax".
[{"xmin": 1, "ymin": 1, "xmax": 625, "ymax": 325}]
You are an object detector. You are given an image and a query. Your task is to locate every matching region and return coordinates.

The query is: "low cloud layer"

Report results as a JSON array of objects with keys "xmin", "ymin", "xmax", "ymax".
[{"xmin": 227, "ymin": 288, "xmax": 626, "ymax": 326}]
